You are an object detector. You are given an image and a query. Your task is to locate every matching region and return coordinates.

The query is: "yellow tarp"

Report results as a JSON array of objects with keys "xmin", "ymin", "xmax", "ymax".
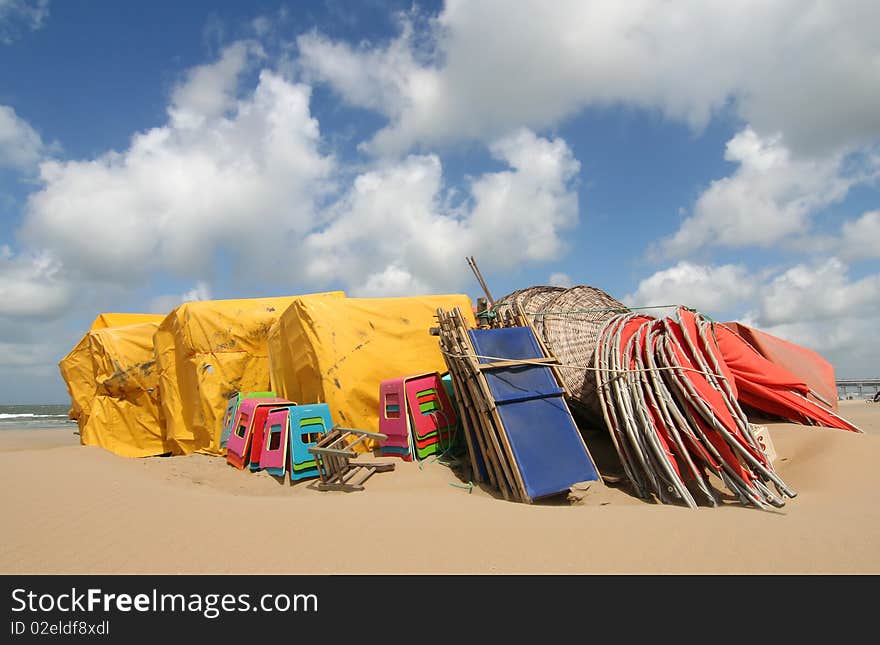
[
  {"xmin": 80, "ymin": 321, "xmax": 171, "ymax": 458},
  {"xmin": 155, "ymin": 292, "xmax": 343, "ymax": 456},
  {"xmin": 273, "ymin": 294, "xmax": 475, "ymax": 451},
  {"xmin": 59, "ymin": 313, "xmax": 165, "ymax": 429},
  {"xmin": 89, "ymin": 312, "xmax": 163, "ymax": 331},
  {"xmin": 267, "ymin": 292, "xmax": 346, "ymax": 396}
]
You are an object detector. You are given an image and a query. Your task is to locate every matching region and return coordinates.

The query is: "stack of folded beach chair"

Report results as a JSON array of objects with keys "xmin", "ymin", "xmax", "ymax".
[
  {"xmin": 594, "ymin": 306, "xmax": 861, "ymax": 509},
  {"xmin": 223, "ymin": 390, "xmax": 333, "ymax": 483},
  {"xmin": 435, "ymin": 304, "xmax": 601, "ymax": 504},
  {"xmin": 378, "ymin": 371, "xmax": 459, "ymax": 461}
]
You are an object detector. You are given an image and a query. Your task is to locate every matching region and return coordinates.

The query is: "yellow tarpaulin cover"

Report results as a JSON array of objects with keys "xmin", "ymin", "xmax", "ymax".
[
  {"xmin": 273, "ymin": 294, "xmax": 475, "ymax": 452},
  {"xmin": 81, "ymin": 321, "xmax": 172, "ymax": 458},
  {"xmin": 267, "ymin": 292, "xmax": 346, "ymax": 396},
  {"xmin": 59, "ymin": 313, "xmax": 165, "ymax": 430},
  {"xmin": 155, "ymin": 293, "xmax": 343, "ymax": 456},
  {"xmin": 89, "ymin": 312, "xmax": 163, "ymax": 331}
]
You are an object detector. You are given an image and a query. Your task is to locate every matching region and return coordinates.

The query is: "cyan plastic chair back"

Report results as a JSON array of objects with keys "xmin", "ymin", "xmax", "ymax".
[{"xmin": 288, "ymin": 403, "xmax": 333, "ymax": 481}]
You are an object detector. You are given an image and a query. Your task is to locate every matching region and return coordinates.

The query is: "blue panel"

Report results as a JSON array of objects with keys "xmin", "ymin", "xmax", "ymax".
[
  {"xmin": 467, "ymin": 326, "xmax": 599, "ymax": 500},
  {"xmin": 496, "ymin": 397, "xmax": 599, "ymax": 499},
  {"xmin": 468, "ymin": 328, "xmax": 564, "ymax": 403}
]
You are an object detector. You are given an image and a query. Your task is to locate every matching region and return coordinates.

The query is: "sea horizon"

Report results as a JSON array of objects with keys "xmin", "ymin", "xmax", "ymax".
[{"xmin": 0, "ymin": 403, "xmax": 77, "ymax": 430}]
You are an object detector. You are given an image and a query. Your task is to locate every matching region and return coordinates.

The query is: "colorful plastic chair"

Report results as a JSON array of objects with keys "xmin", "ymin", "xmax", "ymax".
[
  {"xmin": 378, "ymin": 376, "xmax": 415, "ymax": 442},
  {"xmin": 225, "ymin": 397, "xmax": 287, "ymax": 470},
  {"xmin": 288, "ymin": 403, "xmax": 333, "ymax": 481},
  {"xmin": 259, "ymin": 407, "xmax": 290, "ymax": 478},
  {"xmin": 248, "ymin": 399, "xmax": 291, "ymax": 471},
  {"xmin": 220, "ymin": 391, "xmax": 276, "ymax": 448}
]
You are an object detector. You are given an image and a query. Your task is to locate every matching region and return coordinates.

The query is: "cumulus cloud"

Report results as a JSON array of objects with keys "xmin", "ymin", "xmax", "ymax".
[
  {"xmin": 840, "ymin": 210, "xmax": 880, "ymax": 261},
  {"xmin": 0, "ymin": 105, "xmax": 45, "ymax": 171},
  {"xmin": 297, "ymin": 19, "xmax": 434, "ymax": 125},
  {"xmin": 0, "ymin": 246, "xmax": 71, "ymax": 319},
  {"xmin": 21, "ymin": 42, "xmax": 336, "ymax": 284},
  {"xmin": 15, "ymin": 42, "xmax": 579, "ymax": 302},
  {"xmin": 548, "ymin": 272, "xmax": 573, "ymax": 288},
  {"xmin": 628, "ymin": 257, "xmax": 880, "ymax": 377},
  {"xmin": 0, "ymin": 339, "xmax": 58, "ymax": 366},
  {"xmin": 659, "ymin": 128, "xmax": 866, "ymax": 258},
  {"xmin": 148, "ymin": 281, "xmax": 212, "ymax": 314},
  {"xmin": 297, "ymin": 1, "xmax": 880, "ymax": 157},
  {"xmin": 0, "ymin": 0, "xmax": 49, "ymax": 44},
  {"xmin": 302, "ymin": 128, "xmax": 580, "ymax": 295},
  {"xmin": 749, "ymin": 257, "xmax": 880, "ymax": 326},
  {"xmin": 739, "ymin": 258, "xmax": 880, "ymax": 377},
  {"xmin": 168, "ymin": 40, "xmax": 263, "ymax": 129},
  {"xmin": 624, "ymin": 261, "xmax": 755, "ymax": 313}
]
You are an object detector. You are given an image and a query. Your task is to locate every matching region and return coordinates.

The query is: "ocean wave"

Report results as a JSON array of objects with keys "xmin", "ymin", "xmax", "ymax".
[{"xmin": 0, "ymin": 413, "xmax": 69, "ymax": 419}]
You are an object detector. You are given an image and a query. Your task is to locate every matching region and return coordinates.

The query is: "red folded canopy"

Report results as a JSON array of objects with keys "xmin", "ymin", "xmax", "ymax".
[
  {"xmin": 713, "ymin": 323, "xmax": 860, "ymax": 433},
  {"xmin": 721, "ymin": 321, "xmax": 838, "ymax": 411}
]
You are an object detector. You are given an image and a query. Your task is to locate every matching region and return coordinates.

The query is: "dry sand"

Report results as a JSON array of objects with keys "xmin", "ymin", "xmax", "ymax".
[{"xmin": 2, "ymin": 400, "xmax": 879, "ymax": 574}]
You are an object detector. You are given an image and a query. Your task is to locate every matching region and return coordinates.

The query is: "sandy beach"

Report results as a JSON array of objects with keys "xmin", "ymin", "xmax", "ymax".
[{"xmin": 2, "ymin": 400, "xmax": 879, "ymax": 575}]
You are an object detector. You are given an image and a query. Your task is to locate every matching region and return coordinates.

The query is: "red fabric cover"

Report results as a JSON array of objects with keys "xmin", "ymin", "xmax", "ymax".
[
  {"xmin": 721, "ymin": 321, "xmax": 838, "ymax": 411},
  {"xmin": 713, "ymin": 324, "xmax": 860, "ymax": 432}
]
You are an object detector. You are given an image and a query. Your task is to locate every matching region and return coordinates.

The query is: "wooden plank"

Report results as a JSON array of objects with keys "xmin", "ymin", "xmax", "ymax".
[
  {"xmin": 446, "ymin": 354, "xmax": 484, "ymax": 482},
  {"xmin": 437, "ymin": 307, "xmax": 482, "ymax": 482},
  {"xmin": 453, "ymin": 306, "xmax": 527, "ymax": 502},
  {"xmin": 516, "ymin": 302, "xmax": 571, "ymax": 397},
  {"xmin": 332, "ymin": 427, "xmax": 388, "ymax": 440},
  {"xmin": 350, "ymin": 466, "xmax": 376, "ymax": 487},
  {"xmin": 316, "ymin": 482, "xmax": 364, "ymax": 492},
  {"xmin": 456, "ymin": 317, "xmax": 514, "ymax": 498},
  {"xmin": 309, "ymin": 446, "xmax": 356, "ymax": 458},
  {"xmin": 442, "ymin": 308, "xmax": 509, "ymax": 498}
]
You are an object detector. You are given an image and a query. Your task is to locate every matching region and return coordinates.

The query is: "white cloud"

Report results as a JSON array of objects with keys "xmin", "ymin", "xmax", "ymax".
[
  {"xmin": 0, "ymin": 340, "xmax": 58, "ymax": 366},
  {"xmin": 21, "ymin": 42, "xmax": 336, "ymax": 284},
  {"xmin": 628, "ymin": 257, "xmax": 880, "ymax": 377},
  {"xmin": 840, "ymin": 210, "xmax": 880, "ymax": 260},
  {"xmin": 148, "ymin": 281, "xmax": 212, "ymax": 314},
  {"xmin": 297, "ymin": 1, "xmax": 880, "ymax": 158},
  {"xmin": 0, "ymin": 246, "xmax": 71, "ymax": 318},
  {"xmin": 739, "ymin": 258, "xmax": 880, "ymax": 378},
  {"xmin": 351, "ymin": 265, "xmax": 430, "ymax": 298},
  {"xmin": 296, "ymin": 19, "xmax": 434, "ymax": 126},
  {"xmin": 0, "ymin": 0, "xmax": 49, "ymax": 44},
  {"xmin": 302, "ymin": 128, "xmax": 580, "ymax": 295},
  {"xmin": 168, "ymin": 40, "xmax": 263, "ymax": 129},
  {"xmin": 749, "ymin": 257, "xmax": 880, "ymax": 326},
  {"xmin": 0, "ymin": 104, "xmax": 45, "ymax": 171},
  {"xmin": 660, "ymin": 128, "xmax": 869, "ymax": 258},
  {"xmin": 548, "ymin": 272, "xmax": 573, "ymax": 288},
  {"xmin": 15, "ymin": 43, "xmax": 579, "ymax": 303},
  {"xmin": 625, "ymin": 261, "xmax": 755, "ymax": 313}
]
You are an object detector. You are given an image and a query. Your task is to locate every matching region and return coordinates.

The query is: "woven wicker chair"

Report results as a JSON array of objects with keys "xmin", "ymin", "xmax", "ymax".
[{"xmin": 495, "ymin": 285, "xmax": 629, "ymax": 425}]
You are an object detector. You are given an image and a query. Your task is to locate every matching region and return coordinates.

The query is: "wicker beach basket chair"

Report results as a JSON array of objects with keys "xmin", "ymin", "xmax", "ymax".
[
  {"xmin": 494, "ymin": 285, "xmax": 629, "ymax": 426},
  {"xmin": 539, "ymin": 285, "xmax": 630, "ymax": 424},
  {"xmin": 494, "ymin": 285, "xmax": 565, "ymax": 337}
]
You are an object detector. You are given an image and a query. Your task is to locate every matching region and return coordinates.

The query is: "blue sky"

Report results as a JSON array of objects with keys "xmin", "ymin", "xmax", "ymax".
[{"xmin": 1, "ymin": 0, "xmax": 878, "ymax": 403}]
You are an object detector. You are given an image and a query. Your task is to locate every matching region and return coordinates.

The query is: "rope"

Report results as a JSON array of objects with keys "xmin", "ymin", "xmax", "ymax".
[
  {"xmin": 449, "ymin": 481, "xmax": 474, "ymax": 493},
  {"xmin": 416, "ymin": 408, "xmax": 459, "ymax": 469},
  {"xmin": 437, "ymin": 347, "xmax": 731, "ymax": 381},
  {"xmin": 491, "ymin": 302, "xmax": 692, "ymax": 315}
]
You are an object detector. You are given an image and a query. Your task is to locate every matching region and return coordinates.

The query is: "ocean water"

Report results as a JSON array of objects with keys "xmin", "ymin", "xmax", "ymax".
[{"xmin": 0, "ymin": 404, "xmax": 77, "ymax": 429}]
